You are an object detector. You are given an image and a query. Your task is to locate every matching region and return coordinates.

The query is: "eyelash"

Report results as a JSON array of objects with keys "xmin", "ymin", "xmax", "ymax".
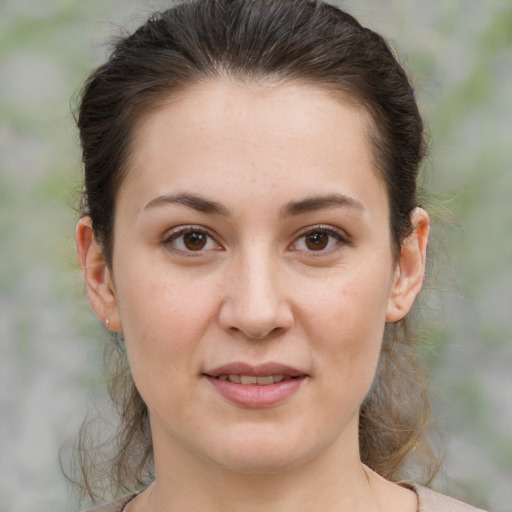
[
  {"xmin": 161, "ymin": 225, "xmax": 350, "ymax": 256},
  {"xmin": 290, "ymin": 225, "xmax": 350, "ymax": 256},
  {"xmin": 162, "ymin": 226, "xmax": 221, "ymax": 256}
]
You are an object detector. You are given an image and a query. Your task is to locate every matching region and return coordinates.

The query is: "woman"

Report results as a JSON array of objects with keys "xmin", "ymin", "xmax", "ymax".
[{"xmin": 74, "ymin": 0, "xmax": 487, "ymax": 510}]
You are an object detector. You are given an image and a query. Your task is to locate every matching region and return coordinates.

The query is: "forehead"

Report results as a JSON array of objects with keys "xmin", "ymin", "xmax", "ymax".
[
  {"xmin": 133, "ymin": 79, "xmax": 373, "ymax": 152},
  {"xmin": 119, "ymin": 80, "xmax": 387, "ymax": 217}
]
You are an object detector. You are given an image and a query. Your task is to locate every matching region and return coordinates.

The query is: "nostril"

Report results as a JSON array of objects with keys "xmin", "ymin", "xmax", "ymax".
[
  {"xmin": 229, "ymin": 325, "xmax": 287, "ymax": 341},
  {"xmin": 218, "ymin": 283, "xmax": 294, "ymax": 339}
]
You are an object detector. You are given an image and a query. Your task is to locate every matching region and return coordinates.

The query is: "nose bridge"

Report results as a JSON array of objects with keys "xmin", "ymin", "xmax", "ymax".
[
  {"xmin": 240, "ymin": 245, "xmax": 279, "ymax": 307},
  {"xmin": 219, "ymin": 240, "xmax": 293, "ymax": 339}
]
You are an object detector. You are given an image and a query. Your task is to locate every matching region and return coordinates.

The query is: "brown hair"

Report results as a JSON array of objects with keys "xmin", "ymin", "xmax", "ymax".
[{"xmin": 75, "ymin": 0, "xmax": 438, "ymax": 501}]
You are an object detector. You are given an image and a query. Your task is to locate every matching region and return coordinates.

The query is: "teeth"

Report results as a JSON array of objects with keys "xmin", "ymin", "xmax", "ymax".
[
  {"xmin": 217, "ymin": 375, "xmax": 289, "ymax": 385},
  {"xmin": 256, "ymin": 375, "xmax": 274, "ymax": 385}
]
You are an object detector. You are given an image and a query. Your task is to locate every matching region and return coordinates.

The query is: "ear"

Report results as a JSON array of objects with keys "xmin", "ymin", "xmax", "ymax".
[
  {"xmin": 76, "ymin": 217, "xmax": 122, "ymax": 332},
  {"xmin": 386, "ymin": 208, "xmax": 430, "ymax": 323}
]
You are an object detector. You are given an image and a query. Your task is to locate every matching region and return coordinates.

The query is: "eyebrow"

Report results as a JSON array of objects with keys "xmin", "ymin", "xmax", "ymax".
[
  {"xmin": 280, "ymin": 194, "xmax": 364, "ymax": 217},
  {"xmin": 144, "ymin": 193, "xmax": 230, "ymax": 216},
  {"xmin": 144, "ymin": 192, "xmax": 363, "ymax": 217}
]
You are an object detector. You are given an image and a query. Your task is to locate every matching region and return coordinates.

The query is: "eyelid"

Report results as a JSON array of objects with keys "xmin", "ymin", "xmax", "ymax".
[
  {"xmin": 160, "ymin": 224, "xmax": 350, "ymax": 257},
  {"xmin": 162, "ymin": 225, "xmax": 223, "ymax": 255},
  {"xmin": 289, "ymin": 224, "xmax": 351, "ymax": 254}
]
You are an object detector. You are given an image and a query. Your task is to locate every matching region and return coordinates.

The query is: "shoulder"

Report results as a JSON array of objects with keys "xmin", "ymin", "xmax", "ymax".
[
  {"xmin": 85, "ymin": 494, "xmax": 137, "ymax": 512},
  {"xmin": 403, "ymin": 482, "xmax": 488, "ymax": 512}
]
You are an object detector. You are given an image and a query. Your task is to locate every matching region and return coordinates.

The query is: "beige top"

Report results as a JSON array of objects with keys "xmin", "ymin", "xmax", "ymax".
[{"xmin": 86, "ymin": 483, "xmax": 488, "ymax": 512}]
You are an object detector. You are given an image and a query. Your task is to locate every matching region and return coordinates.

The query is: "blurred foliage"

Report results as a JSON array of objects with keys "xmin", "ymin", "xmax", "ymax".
[{"xmin": 1, "ymin": 0, "xmax": 510, "ymax": 511}]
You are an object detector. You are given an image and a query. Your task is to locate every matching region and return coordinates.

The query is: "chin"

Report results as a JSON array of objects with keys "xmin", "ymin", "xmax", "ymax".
[
  {"xmin": 203, "ymin": 427, "xmax": 317, "ymax": 475},
  {"xmin": 213, "ymin": 449, "xmax": 306, "ymax": 475}
]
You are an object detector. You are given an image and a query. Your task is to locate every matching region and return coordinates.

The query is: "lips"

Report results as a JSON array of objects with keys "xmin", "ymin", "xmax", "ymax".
[
  {"xmin": 205, "ymin": 362, "xmax": 305, "ymax": 379},
  {"xmin": 204, "ymin": 362, "xmax": 307, "ymax": 407},
  {"xmin": 217, "ymin": 374, "xmax": 292, "ymax": 384}
]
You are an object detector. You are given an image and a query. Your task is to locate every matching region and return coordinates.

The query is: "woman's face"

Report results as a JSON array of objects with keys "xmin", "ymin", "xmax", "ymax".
[{"xmin": 79, "ymin": 80, "xmax": 428, "ymax": 475}]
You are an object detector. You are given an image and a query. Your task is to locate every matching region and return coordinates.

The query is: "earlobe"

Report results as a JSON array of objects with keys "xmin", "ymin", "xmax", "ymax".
[
  {"xmin": 386, "ymin": 208, "xmax": 430, "ymax": 323},
  {"xmin": 76, "ymin": 217, "xmax": 122, "ymax": 332}
]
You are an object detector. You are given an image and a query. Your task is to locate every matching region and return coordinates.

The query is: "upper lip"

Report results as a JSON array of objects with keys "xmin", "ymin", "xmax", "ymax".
[{"xmin": 204, "ymin": 362, "xmax": 306, "ymax": 378}]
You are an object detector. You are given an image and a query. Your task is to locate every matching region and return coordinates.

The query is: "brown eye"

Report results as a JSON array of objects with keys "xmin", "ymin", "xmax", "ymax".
[
  {"xmin": 292, "ymin": 227, "xmax": 346, "ymax": 254},
  {"xmin": 164, "ymin": 227, "xmax": 220, "ymax": 253},
  {"xmin": 304, "ymin": 232, "xmax": 329, "ymax": 251},
  {"xmin": 183, "ymin": 231, "xmax": 207, "ymax": 251}
]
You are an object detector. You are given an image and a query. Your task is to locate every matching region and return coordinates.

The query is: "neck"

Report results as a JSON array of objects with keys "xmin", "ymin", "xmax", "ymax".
[{"xmin": 134, "ymin": 424, "xmax": 382, "ymax": 512}]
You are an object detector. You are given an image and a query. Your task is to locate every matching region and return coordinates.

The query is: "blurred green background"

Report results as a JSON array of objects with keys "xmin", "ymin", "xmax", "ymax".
[{"xmin": 1, "ymin": 1, "xmax": 511, "ymax": 511}]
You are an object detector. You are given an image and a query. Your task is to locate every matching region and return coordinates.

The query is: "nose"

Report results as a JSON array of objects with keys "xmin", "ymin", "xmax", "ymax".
[{"xmin": 218, "ymin": 250, "xmax": 294, "ymax": 340}]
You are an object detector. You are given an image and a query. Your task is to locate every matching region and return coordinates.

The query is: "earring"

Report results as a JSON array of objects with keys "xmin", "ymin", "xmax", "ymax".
[{"xmin": 105, "ymin": 318, "xmax": 110, "ymax": 328}]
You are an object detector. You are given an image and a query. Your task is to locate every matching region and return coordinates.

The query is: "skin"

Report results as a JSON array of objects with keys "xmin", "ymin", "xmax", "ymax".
[{"xmin": 77, "ymin": 80, "xmax": 429, "ymax": 512}]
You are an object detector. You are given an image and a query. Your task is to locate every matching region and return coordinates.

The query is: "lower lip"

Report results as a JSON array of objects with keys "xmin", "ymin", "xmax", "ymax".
[{"xmin": 206, "ymin": 376, "xmax": 305, "ymax": 408}]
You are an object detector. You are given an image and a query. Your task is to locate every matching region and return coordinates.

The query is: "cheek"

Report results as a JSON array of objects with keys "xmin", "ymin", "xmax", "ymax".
[
  {"xmin": 112, "ymin": 261, "xmax": 221, "ymax": 392},
  {"xmin": 298, "ymin": 269, "xmax": 391, "ymax": 390},
  {"xmin": 301, "ymin": 267, "xmax": 391, "ymax": 337}
]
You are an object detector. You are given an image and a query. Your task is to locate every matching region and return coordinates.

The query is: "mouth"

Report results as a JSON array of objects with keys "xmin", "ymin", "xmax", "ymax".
[
  {"xmin": 214, "ymin": 374, "xmax": 301, "ymax": 385},
  {"xmin": 204, "ymin": 362, "xmax": 306, "ymax": 383},
  {"xmin": 203, "ymin": 362, "xmax": 307, "ymax": 407}
]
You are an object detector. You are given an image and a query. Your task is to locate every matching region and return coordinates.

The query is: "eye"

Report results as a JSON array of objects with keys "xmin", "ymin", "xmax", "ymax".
[
  {"xmin": 292, "ymin": 226, "xmax": 347, "ymax": 253},
  {"xmin": 163, "ymin": 227, "xmax": 221, "ymax": 253}
]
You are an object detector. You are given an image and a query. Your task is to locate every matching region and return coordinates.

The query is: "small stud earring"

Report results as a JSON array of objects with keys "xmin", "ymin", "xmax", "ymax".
[{"xmin": 105, "ymin": 318, "xmax": 110, "ymax": 328}]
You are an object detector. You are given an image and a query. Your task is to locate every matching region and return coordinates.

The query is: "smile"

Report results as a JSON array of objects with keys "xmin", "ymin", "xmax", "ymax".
[
  {"xmin": 204, "ymin": 363, "xmax": 307, "ymax": 407},
  {"xmin": 216, "ymin": 374, "xmax": 298, "ymax": 385}
]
